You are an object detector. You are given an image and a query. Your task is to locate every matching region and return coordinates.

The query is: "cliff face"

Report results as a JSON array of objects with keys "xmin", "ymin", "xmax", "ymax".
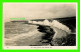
[
  {"xmin": 53, "ymin": 16, "xmax": 76, "ymax": 33},
  {"xmin": 37, "ymin": 16, "xmax": 76, "ymax": 46}
]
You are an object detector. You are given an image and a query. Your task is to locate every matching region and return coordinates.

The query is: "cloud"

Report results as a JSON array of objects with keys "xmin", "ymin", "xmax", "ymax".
[{"xmin": 3, "ymin": 3, "xmax": 76, "ymax": 22}]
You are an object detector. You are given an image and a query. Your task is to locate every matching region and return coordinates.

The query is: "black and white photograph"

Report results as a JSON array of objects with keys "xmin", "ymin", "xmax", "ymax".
[{"xmin": 3, "ymin": 3, "xmax": 77, "ymax": 49}]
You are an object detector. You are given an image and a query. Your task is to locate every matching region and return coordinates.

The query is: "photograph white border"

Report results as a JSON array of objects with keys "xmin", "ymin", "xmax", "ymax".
[{"xmin": 3, "ymin": 2, "xmax": 78, "ymax": 50}]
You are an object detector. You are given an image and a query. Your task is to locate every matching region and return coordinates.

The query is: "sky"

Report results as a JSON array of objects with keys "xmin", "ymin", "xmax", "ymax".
[{"xmin": 3, "ymin": 3, "xmax": 77, "ymax": 22}]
